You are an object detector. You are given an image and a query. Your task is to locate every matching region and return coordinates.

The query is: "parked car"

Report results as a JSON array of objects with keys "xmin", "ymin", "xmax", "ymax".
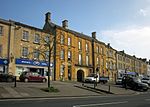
[
  {"xmin": 99, "ymin": 76, "xmax": 109, "ymax": 84},
  {"xmin": 122, "ymin": 76, "xmax": 149, "ymax": 91},
  {"xmin": 0, "ymin": 72, "xmax": 15, "ymax": 82},
  {"xmin": 141, "ymin": 77, "xmax": 150, "ymax": 86},
  {"xmin": 116, "ymin": 77, "xmax": 122, "ymax": 85},
  {"xmin": 19, "ymin": 71, "xmax": 47, "ymax": 82},
  {"xmin": 84, "ymin": 73, "xmax": 99, "ymax": 83}
]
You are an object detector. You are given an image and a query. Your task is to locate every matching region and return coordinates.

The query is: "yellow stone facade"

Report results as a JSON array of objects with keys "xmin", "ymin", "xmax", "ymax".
[{"xmin": 0, "ymin": 12, "xmax": 148, "ymax": 82}]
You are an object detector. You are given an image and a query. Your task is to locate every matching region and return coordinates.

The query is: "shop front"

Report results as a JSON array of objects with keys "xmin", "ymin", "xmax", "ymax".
[
  {"xmin": 15, "ymin": 58, "xmax": 53, "ymax": 78},
  {"xmin": 0, "ymin": 58, "xmax": 9, "ymax": 73}
]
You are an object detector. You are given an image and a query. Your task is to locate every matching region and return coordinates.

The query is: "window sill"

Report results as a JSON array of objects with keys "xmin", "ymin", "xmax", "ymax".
[
  {"xmin": 21, "ymin": 39, "xmax": 29, "ymax": 42},
  {"xmin": 33, "ymin": 42, "xmax": 40, "ymax": 45}
]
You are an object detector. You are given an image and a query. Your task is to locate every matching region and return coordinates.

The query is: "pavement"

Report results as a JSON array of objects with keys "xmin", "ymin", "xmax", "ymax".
[{"xmin": 0, "ymin": 81, "xmax": 137, "ymax": 99}]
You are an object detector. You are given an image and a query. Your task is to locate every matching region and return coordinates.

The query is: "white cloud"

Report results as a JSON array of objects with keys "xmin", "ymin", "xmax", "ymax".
[
  {"xmin": 138, "ymin": 7, "xmax": 150, "ymax": 17},
  {"xmin": 139, "ymin": 9, "xmax": 147, "ymax": 16},
  {"xmin": 100, "ymin": 26, "xmax": 150, "ymax": 59}
]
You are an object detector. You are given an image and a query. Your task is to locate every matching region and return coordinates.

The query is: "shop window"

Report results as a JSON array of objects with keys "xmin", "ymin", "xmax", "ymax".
[
  {"xmin": 22, "ymin": 30, "xmax": 29, "ymax": 41},
  {"xmin": 0, "ymin": 26, "xmax": 3, "ymax": 36},
  {"xmin": 22, "ymin": 47, "xmax": 28, "ymax": 58}
]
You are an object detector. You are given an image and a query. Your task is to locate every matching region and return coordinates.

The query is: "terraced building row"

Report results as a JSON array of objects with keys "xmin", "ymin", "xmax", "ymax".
[{"xmin": 0, "ymin": 12, "xmax": 149, "ymax": 82}]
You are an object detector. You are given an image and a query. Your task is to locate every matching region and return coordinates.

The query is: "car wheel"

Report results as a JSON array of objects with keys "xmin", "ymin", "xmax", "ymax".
[
  {"xmin": 42, "ymin": 79, "xmax": 46, "ymax": 83},
  {"xmin": 24, "ymin": 78, "xmax": 29, "ymax": 82},
  {"xmin": 143, "ymin": 88, "xmax": 148, "ymax": 91},
  {"xmin": 7, "ymin": 78, "xmax": 13, "ymax": 82}
]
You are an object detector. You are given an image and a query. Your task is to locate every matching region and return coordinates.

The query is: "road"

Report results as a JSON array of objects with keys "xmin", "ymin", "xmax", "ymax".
[{"xmin": 0, "ymin": 93, "xmax": 150, "ymax": 107}]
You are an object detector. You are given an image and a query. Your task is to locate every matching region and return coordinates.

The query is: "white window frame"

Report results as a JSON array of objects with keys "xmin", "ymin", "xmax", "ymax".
[
  {"xmin": 68, "ymin": 37, "xmax": 71, "ymax": 46},
  {"xmin": 68, "ymin": 51, "xmax": 71, "ymax": 61},
  {"xmin": 86, "ymin": 55, "xmax": 89, "ymax": 66},
  {"xmin": 22, "ymin": 30, "xmax": 29, "ymax": 41},
  {"xmin": 96, "ymin": 57, "xmax": 99, "ymax": 65},
  {"xmin": 78, "ymin": 41, "xmax": 81, "ymax": 50},
  {"xmin": 60, "ymin": 50, "xmax": 64, "ymax": 60},
  {"xmin": 60, "ymin": 34, "xmax": 64, "ymax": 44},
  {"xmin": 33, "ymin": 49, "xmax": 39, "ymax": 59},
  {"xmin": 79, "ymin": 53, "xmax": 82, "ymax": 65},
  {"xmin": 34, "ymin": 34, "xmax": 40, "ymax": 43},
  {"xmin": 22, "ymin": 47, "xmax": 28, "ymax": 58},
  {"xmin": 85, "ymin": 43, "xmax": 88, "ymax": 52}
]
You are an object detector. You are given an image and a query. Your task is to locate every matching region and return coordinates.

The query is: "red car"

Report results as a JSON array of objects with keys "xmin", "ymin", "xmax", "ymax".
[{"xmin": 19, "ymin": 71, "xmax": 47, "ymax": 82}]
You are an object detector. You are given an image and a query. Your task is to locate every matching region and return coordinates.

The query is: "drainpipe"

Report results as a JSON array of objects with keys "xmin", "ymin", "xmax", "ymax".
[
  {"xmin": 7, "ymin": 22, "xmax": 12, "ymax": 73},
  {"xmin": 92, "ymin": 38, "xmax": 95, "ymax": 73},
  {"xmin": 53, "ymin": 26, "xmax": 57, "ymax": 81}
]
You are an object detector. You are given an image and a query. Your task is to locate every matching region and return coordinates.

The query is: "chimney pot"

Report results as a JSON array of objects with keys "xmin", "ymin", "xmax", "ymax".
[
  {"xmin": 92, "ymin": 32, "xmax": 96, "ymax": 39},
  {"xmin": 45, "ymin": 12, "xmax": 51, "ymax": 23},
  {"xmin": 62, "ymin": 20, "xmax": 68, "ymax": 29}
]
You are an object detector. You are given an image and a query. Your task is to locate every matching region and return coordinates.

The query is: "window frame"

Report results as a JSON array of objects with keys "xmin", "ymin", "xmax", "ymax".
[
  {"xmin": 86, "ymin": 55, "xmax": 89, "ymax": 66},
  {"xmin": 34, "ymin": 33, "xmax": 40, "ymax": 44},
  {"xmin": 85, "ymin": 43, "xmax": 89, "ymax": 52},
  {"xmin": 22, "ymin": 47, "xmax": 28, "ymax": 58},
  {"xmin": 33, "ymin": 49, "xmax": 40, "ymax": 60},
  {"xmin": 78, "ymin": 53, "xmax": 82, "ymax": 65},
  {"xmin": 78, "ymin": 41, "xmax": 82, "ymax": 50},
  {"xmin": 60, "ymin": 34, "xmax": 64, "ymax": 44},
  {"xmin": 0, "ymin": 26, "xmax": 3, "ymax": 36},
  {"xmin": 68, "ymin": 50, "xmax": 71, "ymax": 61},
  {"xmin": 60, "ymin": 49, "xmax": 65, "ymax": 60},
  {"xmin": 68, "ymin": 37, "xmax": 71, "ymax": 46},
  {"xmin": 22, "ymin": 30, "xmax": 29, "ymax": 41}
]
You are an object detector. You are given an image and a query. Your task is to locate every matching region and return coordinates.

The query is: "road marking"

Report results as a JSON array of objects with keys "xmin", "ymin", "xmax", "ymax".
[
  {"xmin": 0, "ymin": 95, "xmax": 117, "ymax": 102},
  {"xmin": 73, "ymin": 101, "xmax": 128, "ymax": 107},
  {"xmin": 145, "ymin": 99, "xmax": 150, "ymax": 101}
]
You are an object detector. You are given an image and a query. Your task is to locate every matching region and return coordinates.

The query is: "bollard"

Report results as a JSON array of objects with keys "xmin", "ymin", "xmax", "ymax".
[
  {"xmin": 14, "ymin": 76, "xmax": 16, "ymax": 87},
  {"xmin": 108, "ymin": 85, "xmax": 110, "ymax": 92},
  {"xmin": 94, "ymin": 80, "xmax": 96, "ymax": 89}
]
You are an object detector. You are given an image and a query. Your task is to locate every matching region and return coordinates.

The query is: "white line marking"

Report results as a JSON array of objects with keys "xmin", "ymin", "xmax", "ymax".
[
  {"xmin": 0, "ymin": 95, "xmax": 115, "ymax": 102},
  {"xmin": 73, "ymin": 101, "xmax": 128, "ymax": 107},
  {"xmin": 145, "ymin": 99, "xmax": 150, "ymax": 101}
]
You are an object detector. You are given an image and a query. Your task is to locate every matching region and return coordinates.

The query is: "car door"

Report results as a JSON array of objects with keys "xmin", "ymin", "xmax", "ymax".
[
  {"xmin": 28, "ymin": 72, "xmax": 35, "ymax": 81},
  {"xmin": 33, "ymin": 72, "xmax": 41, "ymax": 81}
]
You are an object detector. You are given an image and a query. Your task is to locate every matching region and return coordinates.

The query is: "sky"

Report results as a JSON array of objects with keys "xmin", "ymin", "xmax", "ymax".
[{"xmin": 0, "ymin": 0, "xmax": 150, "ymax": 60}]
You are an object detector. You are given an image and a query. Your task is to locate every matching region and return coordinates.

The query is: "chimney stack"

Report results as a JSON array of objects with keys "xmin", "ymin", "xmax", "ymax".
[
  {"xmin": 45, "ymin": 12, "xmax": 51, "ymax": 23},
  {"xmin": 92, "ymin": 32, "xmax": 96, "ymax": 39},
  {"xmin": 62, "ymin": 20, "xmax": 68, "ymax": 29}
]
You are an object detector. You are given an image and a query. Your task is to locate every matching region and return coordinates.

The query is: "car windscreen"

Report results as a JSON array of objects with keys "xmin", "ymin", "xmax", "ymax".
[{"xmin": 87, "ymin": 74, "xmax": 96, "ymax": 77}]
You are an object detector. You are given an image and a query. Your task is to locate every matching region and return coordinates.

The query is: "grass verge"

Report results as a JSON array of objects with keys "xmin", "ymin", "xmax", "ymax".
[{"xmin": 41, "ymin": 87, "xmax": 59, "ymax": 92}]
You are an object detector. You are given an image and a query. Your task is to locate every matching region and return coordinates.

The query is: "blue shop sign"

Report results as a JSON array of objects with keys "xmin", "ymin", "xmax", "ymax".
[
  {"xmin": 0, "ymin": 59, "xmax": 9, "ymax": 65},
  {"xmin": 15, "ymin": 58, "xmax": 53, "ymax": 67}
]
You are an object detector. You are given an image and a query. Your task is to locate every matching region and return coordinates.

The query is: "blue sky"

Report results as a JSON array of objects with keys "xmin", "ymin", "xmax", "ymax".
[{"xmin": 0, "ymin": 0, "xmax": 150, "ymax": 59}]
